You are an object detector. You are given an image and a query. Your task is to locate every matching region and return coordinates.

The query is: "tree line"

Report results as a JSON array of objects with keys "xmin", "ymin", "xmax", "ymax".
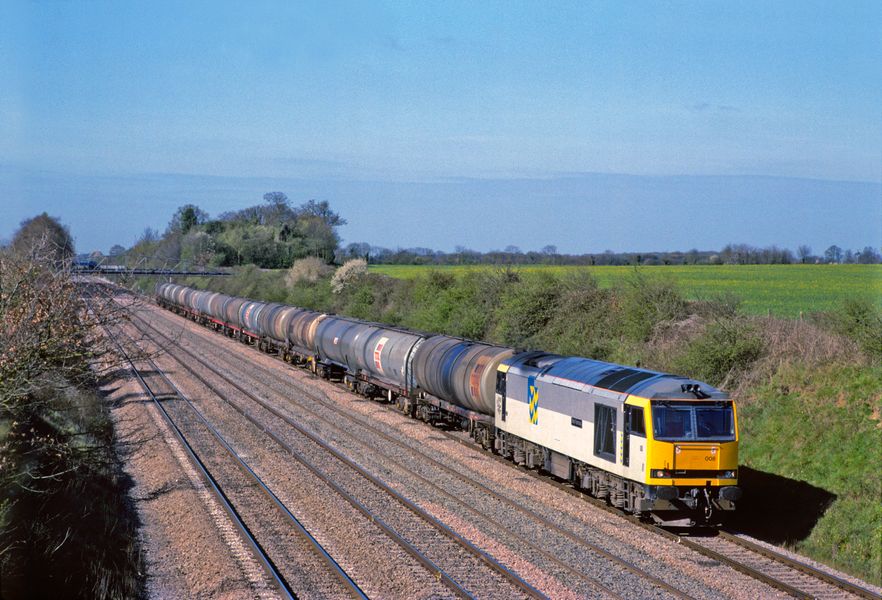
[
  {"xmin": 338, "ymin": 241, "xmax": 882, "ymax": 266},
  {"xmin": 64, "ymin": 194, "xmax": 881, "ymax": 269}
]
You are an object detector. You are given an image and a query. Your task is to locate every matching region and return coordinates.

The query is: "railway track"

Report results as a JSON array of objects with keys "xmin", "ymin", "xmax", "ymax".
[
  {"xmin": 681, "ymin": 531, "xmax": 880, "ymax": 600},
  {"xmin": 122, "ymin": 303, "xmax": 546, "ymax": 599},
  {"xmin": 110, "ymin": 287, "xmax": 882, "ymax": 600},
  {"xmin": 437, "ymin": 427, "xmax": 881, "ymax": 600},
  {"xmin": 94, "ymin": 306, "xmax": 368, "ymax": 600},
  {"xmin": 438, "ymin": 421, "xmax": 881, "ymax": 600},
  {"xmin": 130, "ymin": 300, "xmax": 765, "ymax": 599},
  {"xmin": 435, "ymin": 426, "xmax": 881, "ymax": 600}
]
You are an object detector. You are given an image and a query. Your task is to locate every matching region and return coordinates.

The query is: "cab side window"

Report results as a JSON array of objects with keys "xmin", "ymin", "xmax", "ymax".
[{"xmin": 627, "ymin": 406, "xmax": 646, "ymax": 437}]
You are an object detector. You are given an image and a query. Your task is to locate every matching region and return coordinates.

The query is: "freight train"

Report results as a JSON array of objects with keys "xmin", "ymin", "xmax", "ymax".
[{"xmin": 156, "ymin": 283, "xmax": 741, "ymax": 527}]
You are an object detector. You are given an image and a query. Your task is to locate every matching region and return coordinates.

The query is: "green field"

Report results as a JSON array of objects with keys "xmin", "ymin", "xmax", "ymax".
[{"xmin": 370, "ymin": 264, "xmax": 882, "ymax": 317}]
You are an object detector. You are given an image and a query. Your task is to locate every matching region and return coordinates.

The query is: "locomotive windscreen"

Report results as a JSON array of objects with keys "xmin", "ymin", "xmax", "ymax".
[{"xmin": 651, "ymin": 401, "xmax": 735, "ymax": 442}]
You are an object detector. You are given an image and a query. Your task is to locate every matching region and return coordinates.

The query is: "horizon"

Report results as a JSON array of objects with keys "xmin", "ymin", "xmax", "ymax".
[
  {"xmin": 2, "ymin": 170, "xmax": 879, "ymax": 256},
  {"xmin": 2, "ymin": 2, "xmax": 880, "ymax": 254}
]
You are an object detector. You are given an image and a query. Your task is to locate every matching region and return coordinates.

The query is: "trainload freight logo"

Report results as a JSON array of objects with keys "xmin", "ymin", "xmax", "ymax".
[
  {"xmin": 528, "ymin": 376, "xmax": 539, "ymax": 425},
  {"xmin": 373, "ymin": 337, "xmax": 388, "ymax": 374}
]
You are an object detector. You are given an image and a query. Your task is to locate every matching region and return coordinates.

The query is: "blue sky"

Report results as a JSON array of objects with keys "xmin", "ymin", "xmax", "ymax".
[{"xmin": 1, "ymin": 2, "xmax": 880, "ymax": 253}]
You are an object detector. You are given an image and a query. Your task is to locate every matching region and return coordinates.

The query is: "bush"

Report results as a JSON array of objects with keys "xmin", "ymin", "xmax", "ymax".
[
  {"xmin": 0, "ymin": 246, "xmax": 143, "ymax": 598},
  {"xmin": 617, "ymin": 273, "xmax": 688, "ymax": 342},
  {"xmin": 492, "ymin": 272, "xmax": 563, "ymax": 348},
  {"xmin": 672, "ymin": 318, "xmax": 765, "ymax": 387},
  {"xmin": 536, "ymin": 273, "xmax": 617, "ymax": 359},
  {"xmin": 827, "ymin": 298, "xmax": 882, "ymax": 361},
  {"xmin": 334, "ymin": 274, "xmax": 399, "ymax": 322},
  {"xmin": 400, "ymin": 271, "xmax": 493, "ymax": 339},
  {"xmin": 331, "ymin": 259, "xmax": 368, "ymax": 294},
  {"xmin": 286, "ymin": 256, "xmax": 331, "ymax": 287}
]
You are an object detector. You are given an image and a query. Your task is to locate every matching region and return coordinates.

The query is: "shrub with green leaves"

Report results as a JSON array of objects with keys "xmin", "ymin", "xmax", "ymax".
[
  {"xmin": 617, "ymin": 273, "xmax": 688, "ymax": 342},
  {"xmin": 672, "ymin": 318, "xmax": 766, "ymax": 387},
  {"xmin": 492, "ymin": 272, "xmax": 563, "ymax": 348},
  {"xmin": 828, "ymin": 298, "xmax": 882, "ymax": 361}
]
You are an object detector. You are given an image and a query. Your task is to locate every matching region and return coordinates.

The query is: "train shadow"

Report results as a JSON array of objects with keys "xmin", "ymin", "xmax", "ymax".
[{"xmin": 727, "ymin": 466, "xmax": 837, "ymax": 545}]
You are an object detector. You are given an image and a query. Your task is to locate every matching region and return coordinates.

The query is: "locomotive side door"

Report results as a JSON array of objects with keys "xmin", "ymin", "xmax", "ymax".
[
  {"xmin": 496, "ymin": 370, "xmax": 507, "ymax": 421},
  {"xmin": 623, "ymin": 403, "xmax": 647, "ymax": 477}
]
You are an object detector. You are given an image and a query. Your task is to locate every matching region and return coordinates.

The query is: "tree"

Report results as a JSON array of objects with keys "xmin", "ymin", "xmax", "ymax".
[
  {"xmin": 108, "ymin": 244, "xmax": 126, "ymax": 257},
  {"xmin": 167, "ymin": 204, "xmax": 208, "ymax": 235},
  {"xmin": 138, "ymin": 227, "xmax": 159, "ymax": 244},
  {"xmin": 262, "ymin": 192, "xmax": 296, "ymax": 226},
  {"xmin": 797, "ymin": 245, "xmax": 812, "ymax": 264},
  {"xmin": 10, "ymin": 212, "xmax": 75, "ymax": 267},
  {"xmin": 296, "ymin": 199, "xmax": 347, "ymax": 227},
  {"xmin": 263, "ymin": 191, "xmax": 289, "ymax": 207},
  {"xmin": 296, "ymin": 215, "xmax": 339, "ymax": 263},
  {"xmin": 857, "ymin": 246, "xmax": 881, "ymax": 264},
  {"xmin": 824, "ymin": 245, "xmax": 843, "ymax": 264},
  {"xmin": 343, "ymin": 242, "xmax": 372, "ymax": 261}
]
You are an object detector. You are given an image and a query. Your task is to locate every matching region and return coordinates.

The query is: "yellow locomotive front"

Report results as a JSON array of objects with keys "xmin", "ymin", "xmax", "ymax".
[{"xmin": 632, "ymin": 392, "xmax": 741, "ymax": 526}]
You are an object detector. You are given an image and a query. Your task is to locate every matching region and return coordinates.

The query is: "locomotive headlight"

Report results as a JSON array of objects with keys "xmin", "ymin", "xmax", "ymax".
[
  {"xmin": 721, "ymin": 470, "xmax": 737, "ymax": 479},
  {"xmin": 653, "ymin": 469, "xmax": 671, "ymax": 478}
]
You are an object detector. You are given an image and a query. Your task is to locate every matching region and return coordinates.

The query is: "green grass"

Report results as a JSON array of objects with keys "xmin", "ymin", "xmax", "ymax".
[
  {"xmin": 370, "ymin": 264, "xmax": 882, "ymax": 317},
  {"xmin": 738, "ymin": 363, "xmax": 882, "ymax": 584}
]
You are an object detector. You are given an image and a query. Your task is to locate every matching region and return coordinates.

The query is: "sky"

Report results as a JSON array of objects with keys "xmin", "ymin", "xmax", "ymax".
[{"xmin": 1, "ymin": 1, "xmax": 880, "ymax": 254}]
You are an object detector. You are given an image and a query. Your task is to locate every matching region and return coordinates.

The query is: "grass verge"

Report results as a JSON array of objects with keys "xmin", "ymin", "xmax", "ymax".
[{"xmin": 737, "ymin": 363, "xmax": 882, "ymax": 584}]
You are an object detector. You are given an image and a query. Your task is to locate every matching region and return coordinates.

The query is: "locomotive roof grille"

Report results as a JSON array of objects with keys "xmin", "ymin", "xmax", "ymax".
[{"xmin": 507, "ymin": 354, "xmax": 726, "ymax": 398}]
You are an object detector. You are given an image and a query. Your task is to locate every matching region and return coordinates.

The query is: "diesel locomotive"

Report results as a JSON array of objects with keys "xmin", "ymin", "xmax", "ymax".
[{"xmin": 156, "ymin": 283, "xmax": 741, "ymax": 526}]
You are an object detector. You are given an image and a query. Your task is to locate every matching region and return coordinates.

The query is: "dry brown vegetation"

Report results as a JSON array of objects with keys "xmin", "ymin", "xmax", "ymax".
[{"xmin": 1, "ymin": 232, "xmax": 144, "ymax": 599}]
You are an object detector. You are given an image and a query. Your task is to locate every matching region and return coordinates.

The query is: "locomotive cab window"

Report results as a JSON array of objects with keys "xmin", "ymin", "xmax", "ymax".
[
  {"xmin": 625, "ymin": 406, "xmax": 645, "ymax": 437},
  {"xmin": 593, "ymin": 404, "xmax": 616, "ymax": 462},
  {"xmin": 651, "ymin": 401, "xmax": 735, "ymax": 441}
]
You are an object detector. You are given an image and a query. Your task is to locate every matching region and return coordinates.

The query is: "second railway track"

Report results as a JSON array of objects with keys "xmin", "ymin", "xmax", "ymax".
[{"xmin": 93, "ymin": 298, "xmax": 367, "ymax": 600}]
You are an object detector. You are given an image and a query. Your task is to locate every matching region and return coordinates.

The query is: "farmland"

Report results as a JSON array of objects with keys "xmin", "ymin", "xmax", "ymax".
[{"xmin": 370, "ymin": 264, "xmax": 882, "ymax": 318}]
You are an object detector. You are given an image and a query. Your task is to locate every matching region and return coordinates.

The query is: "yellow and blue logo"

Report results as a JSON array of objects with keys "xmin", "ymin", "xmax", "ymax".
[{"xmin": 528, "ymin": 376, "xmax": 539, "ymax": 425}]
